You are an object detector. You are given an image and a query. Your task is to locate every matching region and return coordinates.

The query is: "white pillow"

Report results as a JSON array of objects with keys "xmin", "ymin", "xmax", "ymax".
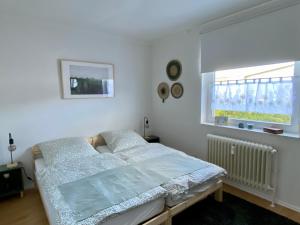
[
  {"xmin": 37, "ymin": 137, "xmax": 97, "ymax": 166},
  {"xmin": 101, "ymin": 130, "xmax": 147, "ymax": 152},
  {"xmin": 95, "ymin": 145, "xmax": 112, "ymax": 153}
]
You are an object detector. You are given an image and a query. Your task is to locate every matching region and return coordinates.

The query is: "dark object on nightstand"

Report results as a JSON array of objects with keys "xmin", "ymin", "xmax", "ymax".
[
  {"xmin": 144, "ymin": 135, "xmax": 160, "ymax": 143},
  {"xmin": 0, "ymin": 162, "xmax": 24, "ymax": 199}
]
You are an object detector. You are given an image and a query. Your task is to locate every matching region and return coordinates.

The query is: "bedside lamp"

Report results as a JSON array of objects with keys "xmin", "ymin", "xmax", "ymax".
[
  {"xmin": 144, "ymin": 117, "xmax": 149, "ymax": 137},
  {"xmin": 7, "ymin": 133, "xmax": 17, "ymax": 168}
]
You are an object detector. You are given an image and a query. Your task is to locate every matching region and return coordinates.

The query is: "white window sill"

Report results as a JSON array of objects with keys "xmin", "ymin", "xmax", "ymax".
[{"xmin": 201, "ymin": 122, "xmax": 300, "ymax": 139}]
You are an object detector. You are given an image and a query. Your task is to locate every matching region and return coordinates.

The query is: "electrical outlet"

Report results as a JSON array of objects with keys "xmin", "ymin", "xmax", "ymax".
[{"xmin": 144, "ymin": 118, "xmax": 149, "ymax": 128}]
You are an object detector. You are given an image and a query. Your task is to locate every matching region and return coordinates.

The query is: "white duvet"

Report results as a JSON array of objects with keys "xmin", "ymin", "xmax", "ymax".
[
  {"xmin": 115, "ymin": 143, "xmax": 226, "ymax": 205},
  {"xmin": 36, "ymin": 153, "xmax": 167, "ymax": 225}
]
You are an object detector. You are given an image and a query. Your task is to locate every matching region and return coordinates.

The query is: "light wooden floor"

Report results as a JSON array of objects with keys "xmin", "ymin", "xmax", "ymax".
[
  {"xmin": 0, "ymin": 189, "xmax": 49, "ymax": 225},
  {"xmin": 0, "ymin": 185, "xmax": 299, "ymax": 225}
]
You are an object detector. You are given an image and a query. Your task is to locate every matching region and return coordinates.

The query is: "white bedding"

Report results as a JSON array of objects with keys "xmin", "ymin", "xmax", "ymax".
[
  {"xmin": 35, "ymin": 153, "xmax": 166, "ymax": 225},
  {"xmin": 115, "ymin": 143, "xmax": 226, "ymax": 206},
  {"xmin": 35, "ymin": 140, "xmax": 225, "ymax": 225},
  {"xmin": 165, "ymin": 177, "xmax": 222, "ymax": 206},
  {"xmin": 35, "ymin": 165, "xmax": 165, "ymax": 225}
]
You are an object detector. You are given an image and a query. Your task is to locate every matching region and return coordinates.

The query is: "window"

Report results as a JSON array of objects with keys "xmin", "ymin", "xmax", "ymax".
[{"xmin": 201, "ymin": 61, "xmax": 300, "ymax": 135}]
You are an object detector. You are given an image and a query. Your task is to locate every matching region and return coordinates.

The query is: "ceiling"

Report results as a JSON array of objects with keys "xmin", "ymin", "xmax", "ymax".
[{"xmin": 0, "ymin": 0, "xmax": 272, "ymax": 40}]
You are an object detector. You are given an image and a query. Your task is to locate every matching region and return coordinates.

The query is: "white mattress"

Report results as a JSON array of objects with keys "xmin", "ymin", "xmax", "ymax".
[{"xmin": 35, "ymin": 158, "xmax": 165, "ymax": 225}]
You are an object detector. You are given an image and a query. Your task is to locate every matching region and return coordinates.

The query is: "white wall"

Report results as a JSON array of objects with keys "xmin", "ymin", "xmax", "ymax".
[
  {"xmin": 1, "ymin": 2, "xmax": 300, "ymax": 212},
  {"xmin": 0, "ymin": 15, "xmax": 152, "ymax": 187},
  {"xmin": 151, "ymin": 5, "xmax": 300, "ymax": 211}
]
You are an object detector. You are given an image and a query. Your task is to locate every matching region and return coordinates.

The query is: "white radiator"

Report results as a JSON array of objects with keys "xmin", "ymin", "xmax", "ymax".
[{"xmin": 207, "ymin": 134, "xmax": 277, "ymax": 206}]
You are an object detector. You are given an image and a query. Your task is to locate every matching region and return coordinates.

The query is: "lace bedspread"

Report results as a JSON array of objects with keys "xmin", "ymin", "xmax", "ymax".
[
  {"xmin": 115, "ymin": 143, "xmax": 226, "ymax": 204},
  {"xmin": 36, "ymin": 153, "xmax": 167, "ymax": 225}
]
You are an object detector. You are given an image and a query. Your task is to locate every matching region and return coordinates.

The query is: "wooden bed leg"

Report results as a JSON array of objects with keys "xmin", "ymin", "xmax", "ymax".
[
  {"xmin": 161, "ymin": 207, "xmax": 171, "ymax": 225},
  {"xmin": 214, "ymin": 186, "xmax": 223, "ymax": 202},
  {"xmin": 162, "ymin": 217, "xmax": 172, "ymax": 225}
]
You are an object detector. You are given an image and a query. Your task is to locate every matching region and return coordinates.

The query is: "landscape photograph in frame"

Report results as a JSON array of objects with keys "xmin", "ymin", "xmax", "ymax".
[{"xmin": 61, "ymin": 60, "xmax": 114, "ymax": 99}]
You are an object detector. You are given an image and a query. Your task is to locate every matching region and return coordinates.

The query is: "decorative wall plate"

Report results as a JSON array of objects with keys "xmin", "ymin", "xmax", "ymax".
[
  {"xmin": 157, "ymin": 82, "xmax": 169, "ymax": 103},
  {"xmin": 171, "ymin": 82, "xmax": 184, "ymax": 99},
  {"xmin": 166, "ymin": 60, "xmax": 182, "ymax": 81}
]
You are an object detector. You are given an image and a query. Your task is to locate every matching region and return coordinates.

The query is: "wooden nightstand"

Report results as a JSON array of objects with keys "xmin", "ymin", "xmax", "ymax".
[
  {"xmin": 0, "ymin": 162, "xmax": 24, "ymax": 198},
  {"xmin": 144, "ymin": 135, "xmax": 160, "ymax": 143}
]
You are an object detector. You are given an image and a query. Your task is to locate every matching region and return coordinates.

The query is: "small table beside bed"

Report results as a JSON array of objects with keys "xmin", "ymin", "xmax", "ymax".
[{"xmin": 32, "ymin": 130, "xmax": 225, "ymax": 225}]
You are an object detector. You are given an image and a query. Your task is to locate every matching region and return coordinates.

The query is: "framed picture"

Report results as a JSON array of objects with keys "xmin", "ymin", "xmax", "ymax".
[{"xmin": 61, "ymin": 60, "xmax": 114, "ymax": 99}]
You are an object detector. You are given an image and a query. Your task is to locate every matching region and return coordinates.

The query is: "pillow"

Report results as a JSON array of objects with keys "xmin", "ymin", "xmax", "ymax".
[
  {"xmin": 37, "ymin": 137, "xmax": 97, "ymax": 166},
  {"xmin": 101, "ymin": 130, "xmax": 147, "ymax": 152},
  {"xmin": 95, "ymin": 145, "xmax": 112, "ymax": 153}
]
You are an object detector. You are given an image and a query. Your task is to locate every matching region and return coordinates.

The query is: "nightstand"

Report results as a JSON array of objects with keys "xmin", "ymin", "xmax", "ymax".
[
  {"xmin": 0, "ymin": 162, "xmax": 24, "ymax": 198},
  {"xmin": 144, "ymin": 135, "xmax": 160, "ymax": 143}
]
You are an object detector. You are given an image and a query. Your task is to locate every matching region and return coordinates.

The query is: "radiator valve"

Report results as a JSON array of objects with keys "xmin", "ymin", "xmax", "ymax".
[{"xmin": 231, "ymin": 145, "xmax": 236, "ymax": 155}]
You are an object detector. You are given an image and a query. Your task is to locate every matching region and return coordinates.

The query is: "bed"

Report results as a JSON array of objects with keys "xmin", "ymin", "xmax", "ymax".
[{"xmin": 32, "ymin": 132, "xmax": 225, "ymax": 225}]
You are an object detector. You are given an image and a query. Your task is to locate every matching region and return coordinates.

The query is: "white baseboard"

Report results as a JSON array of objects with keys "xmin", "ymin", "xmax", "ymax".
[
  {"xmin": 277, "ymin": 200, "xmax": 300, "ymax": 213},
  {"xmin": 25, "ymin": 182, "xmax": 34, "ymax": 190}
]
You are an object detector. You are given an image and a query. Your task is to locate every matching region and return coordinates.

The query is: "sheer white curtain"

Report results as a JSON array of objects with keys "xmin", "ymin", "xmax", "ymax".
[{"xmin": 212, "ymin": 77, "xmax": 294, "ymax": 115}]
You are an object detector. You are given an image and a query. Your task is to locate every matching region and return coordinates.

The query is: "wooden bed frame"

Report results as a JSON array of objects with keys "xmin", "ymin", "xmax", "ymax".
[{"xmin": 31, "ymin": 134, "xmax": 223, "ymax": 225}]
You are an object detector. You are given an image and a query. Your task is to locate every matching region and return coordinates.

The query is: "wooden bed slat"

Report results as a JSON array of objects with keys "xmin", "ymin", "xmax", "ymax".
[{"xmin": 142, "ymin": 211, "xmax": 169, "ymax": 225}]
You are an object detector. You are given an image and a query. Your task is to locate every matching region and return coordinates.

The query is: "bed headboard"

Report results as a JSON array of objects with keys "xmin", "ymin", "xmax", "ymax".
[
  {"xmin": 31, "ymin": 134, "xmax": 106, "ymax": 160},
  {"xmin": 88, "ymin": 134, "xmax": 106, "ymax": 148}
]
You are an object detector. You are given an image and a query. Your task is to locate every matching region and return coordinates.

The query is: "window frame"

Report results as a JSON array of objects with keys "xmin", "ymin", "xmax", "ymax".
[{"xmin": 201, "ymin": 62, "xmax": 300, "ymax": 135}]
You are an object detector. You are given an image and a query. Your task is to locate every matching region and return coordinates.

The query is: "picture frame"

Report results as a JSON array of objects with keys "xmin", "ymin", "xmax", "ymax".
[{"xmin": 60, "ymin": 60, "xmax": 114, "ymax": 99}]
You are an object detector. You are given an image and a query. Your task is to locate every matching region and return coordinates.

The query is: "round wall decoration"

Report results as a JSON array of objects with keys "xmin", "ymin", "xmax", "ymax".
[
  {"xmin": 166, "ymin": 60, "xmax": 182, "ymax": 81},
  {"xmin": 157, "ymin": 82, "xmax": 169, "ymax": 103},
  {"xmin": 171, "ymin": 82, "xmax": 184, "ymax": 99}
]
